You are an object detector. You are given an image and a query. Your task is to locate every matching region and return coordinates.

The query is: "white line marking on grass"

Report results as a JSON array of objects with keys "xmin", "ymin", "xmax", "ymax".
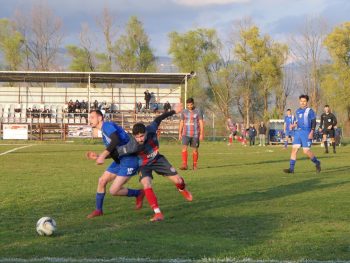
[{"xmin": 0, "ymin": 145, "xmax": 33, "ymax": 156}]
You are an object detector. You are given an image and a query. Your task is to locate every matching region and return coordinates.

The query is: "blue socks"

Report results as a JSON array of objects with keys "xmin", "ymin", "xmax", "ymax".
[
  {"xmin": 96, "ymin": 192, "xmax": 105, "ymax": 211},
  {"xmin": 284, "ymin": 140, "xmax": 288, "ymax": 148},
  {"xmin": 127, "ymin": 189, "xmax": 141, "ymax": 197},
  {"xmin": 311, "ymin": 156, "xmax": 320, "ymax": 165},
  {"xmin": 289, "ymin": 159, "xmax": 296, "ymax": 171}
]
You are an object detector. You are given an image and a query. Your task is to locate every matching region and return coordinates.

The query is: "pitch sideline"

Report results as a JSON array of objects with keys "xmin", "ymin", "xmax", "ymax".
[{"xmin": 0, "ymin": 144, "xmax": 34, "ymax": 156}]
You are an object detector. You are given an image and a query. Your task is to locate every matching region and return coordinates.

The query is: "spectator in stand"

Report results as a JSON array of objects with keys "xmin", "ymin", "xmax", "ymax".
[
  {"xmin": 247, "ymin": 124, "xmax": 257, "ymax": 146},
  {"xmin": 144, "ymin": 90, "xmax": 151, "ymax": 109},
  {"xmin": 93, "ymin": 100, "xmax": 99, "ymax": 110},
  {"xmin": 68, "ymin": 99, "xmax": 75, "ymax": 113},
  {"xmin": 258, "ymin": 121, "xmax": 267, "ymax": 146},
  {"xmin": 163, "ymin": 101, "xmax": 171, "ymax": 112},
  {"xmin": 136, "ymin": 101, "xmax": 142, "ymax": 112},
  {"xmin": 152, "ymin": 102, "xmax": 159, "ymax": 113},
  {"xmin": 81, "ymin": 100, "xmax": 87, "ymax": 111}
]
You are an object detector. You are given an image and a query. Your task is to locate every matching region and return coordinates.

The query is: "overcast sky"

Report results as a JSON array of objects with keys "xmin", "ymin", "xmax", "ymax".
[{"xmin": 0, "ymin": 0, "xmax": 349, "ymax": 56}]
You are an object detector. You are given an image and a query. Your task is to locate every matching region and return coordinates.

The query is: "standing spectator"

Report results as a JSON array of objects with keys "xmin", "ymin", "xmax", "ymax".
[
  {"xmin": 258, "ymin": 121, "xmax": 267, "ymax": 146},
  {"xmin": 144, "ymin": 90, "xmax": 151, "ymax": 109},
  {"xmin": 163, "ymin": 101, "xmax": 171, "ymax": 112},
  {"xmin": 247, "ymin": 124, "xmax": 257, "ymax": 146}
]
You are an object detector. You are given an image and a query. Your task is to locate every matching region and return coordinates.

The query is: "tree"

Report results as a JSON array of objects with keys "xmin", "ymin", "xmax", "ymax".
[
  {"xmin": 290, "ymin": 16, "xmax": 328, "ymax": 112},
  {"xmin": 169, "ymin": 28, "xmax": 219, "ymax": 99},
  {"xmin": 113, "ymin": 16, "xmax": 155, "ymax": 72},
  {"xmin": 0, "ymin": 18, "xmax": 24, "ymax": 70},
  {"xmin": 14, "ymin": 2, "xmax": 63, "ymax": 71},
  {"xmin": 322, "ymin": 22, "xmax": 350, "ymax": 134}
]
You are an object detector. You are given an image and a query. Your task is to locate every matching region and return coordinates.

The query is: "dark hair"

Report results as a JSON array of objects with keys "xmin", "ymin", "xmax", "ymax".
[
  {"xmin": 287, "ymin": 109, "xmax": 291, "ymax": 112},
  {"xmin": 324, "ymin": 104, "xmax": 330, "ymax": 108},
  {"xmin": 186, "ymin": 98, "xmax": 194, "ymax": 104},
  {"xmin": 90, "ymin": 109, "xmax": 104, "ymax": 119},
  {"xmin": 299, "ymin": 94, "xmax": 309, "ymax": 102},
  {"xmin": 132, "ymin": 123, "xmax": 146, "ymax": 135}
]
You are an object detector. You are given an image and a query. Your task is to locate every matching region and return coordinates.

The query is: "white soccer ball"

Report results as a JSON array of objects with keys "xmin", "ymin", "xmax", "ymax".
[{"xmin": 36, "ymin": 217, "xmax": 56, "ymax": 236}]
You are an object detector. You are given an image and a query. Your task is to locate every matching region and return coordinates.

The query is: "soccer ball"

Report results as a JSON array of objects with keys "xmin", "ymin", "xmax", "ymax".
[{"xmin": 36, "ymin": 217, "xmax": 56, "ymax": 236}]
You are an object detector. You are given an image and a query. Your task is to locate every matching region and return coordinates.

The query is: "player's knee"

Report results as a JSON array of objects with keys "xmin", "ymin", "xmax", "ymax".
[
  {"xmin": 98, "ymin": 176, "xmax": 108, "ymax": 187},
  {"xmin": 302, "ymin": 149, "xmax": 310, "ymax": 154}
]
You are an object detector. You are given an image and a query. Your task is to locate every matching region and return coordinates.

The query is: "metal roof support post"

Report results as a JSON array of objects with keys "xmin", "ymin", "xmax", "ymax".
[{"xmin": 88, "ymin": 74, "xmax": 91, "ymax": 114}]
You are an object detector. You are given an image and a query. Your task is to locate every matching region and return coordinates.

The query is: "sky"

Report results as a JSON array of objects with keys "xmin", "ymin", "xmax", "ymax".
[{"xmin": 0, "ymin": 0, "xmax": 349, "ymax": 56}]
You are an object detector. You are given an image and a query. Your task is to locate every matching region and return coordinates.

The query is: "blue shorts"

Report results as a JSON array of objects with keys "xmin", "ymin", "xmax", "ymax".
[
  {"xmin": 107, "ymin": 155, "xmax": 139, "ymax": 176},
  {"xmin": 285, "ymin": 130, "xmax": 294, "ymax": 137},
  {"xmin": 293, "ymin": 130, "xmax": 312, "ymax": 148}
]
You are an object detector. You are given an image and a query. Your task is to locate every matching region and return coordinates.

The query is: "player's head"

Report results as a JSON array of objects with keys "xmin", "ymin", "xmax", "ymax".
[
  {"xmin": 286, "ymin": 109, "xmax": 291, "ymax": 115},
  {"xmin": 299, "ymin": 94, "xmax": 309, "ymax": 108},
  {"xmin": 324, "ymin": 104, "xmax": 330, "ymax": 113},
  {"xmin": 132, "ymin": 123, "xmax": 147, "ymax": 144},
  {"xmin": 186, "ymin": 98, "xmax": 195, "ymax": 110},
  {"xmin": 89, "ymin": 110, "xmax": 104, "ymax": 128}
]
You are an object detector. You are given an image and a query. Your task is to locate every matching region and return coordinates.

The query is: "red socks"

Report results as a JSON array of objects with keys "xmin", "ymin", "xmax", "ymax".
[
  {"xmin": 144, "ymin": 188, "xmax": 159, "ymax": 211},
  {"xmin": 182, "ymin": 150, "xmax": 188, "ymax": 167},
  {"xmin": 229, "ymin": 137, "xmax": 233, "ymax": 144},
  {"xmin": 193, "ymin": 151, "xmax": 198, "ymax": 168},
  {"xmin": 175, "ymin": 177, "xmax": 186, "ymax": 190}
]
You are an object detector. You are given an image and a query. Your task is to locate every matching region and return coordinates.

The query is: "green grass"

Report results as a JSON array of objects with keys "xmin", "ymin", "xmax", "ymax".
[{"xmin": 1, "ymin": 141, "xmax": 350, "ymax": 262}]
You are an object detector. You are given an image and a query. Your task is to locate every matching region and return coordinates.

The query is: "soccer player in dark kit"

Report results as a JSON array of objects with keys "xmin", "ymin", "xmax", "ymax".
[
  {"xmin": 319, "ymin": 105, "xmax": 338, "ymax": 154},
  {"xmin": 117, "ymin": 103, "xmax": 193, "ymax": 222}
]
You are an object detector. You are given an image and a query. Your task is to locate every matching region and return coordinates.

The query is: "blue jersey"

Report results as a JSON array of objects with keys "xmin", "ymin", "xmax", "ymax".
[
  {"xmin": 101, "ymin": 122, "xmax": 129, "ymax": 148},
  {"xmin": 284, "ymin": 115, "xmax": 295, "ymax": 131},
  {"xmin": 137, "ymin": 121, "xmax": 160, "ymax": 167},
  {"xmin": 295, "ymin": 107, "xmax": 316, "ymax": 132}
]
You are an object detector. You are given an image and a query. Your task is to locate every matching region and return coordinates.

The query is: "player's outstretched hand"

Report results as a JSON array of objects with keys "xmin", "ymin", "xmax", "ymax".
[
  {"xmin": 96, "ymin": 155, "xmax": 105, "ymax": 165},
  {"xmin": 86, "ymin": 151, "xmax": 98, "ymax": 160},
  {"xmin": 174, "ymin": 103, "xmax": 183, "ymax": 114}
]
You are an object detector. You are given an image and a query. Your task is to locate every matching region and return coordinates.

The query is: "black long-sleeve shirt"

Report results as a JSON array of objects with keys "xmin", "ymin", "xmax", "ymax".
[{"xmin": 319, "ymin": 113, "xmax": 337, "ymax": 130}]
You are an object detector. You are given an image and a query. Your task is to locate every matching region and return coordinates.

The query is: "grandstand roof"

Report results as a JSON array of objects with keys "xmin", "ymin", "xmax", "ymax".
[{"xmin": 0, "ymin": 71, "xmax": 194, "ymax": 85}]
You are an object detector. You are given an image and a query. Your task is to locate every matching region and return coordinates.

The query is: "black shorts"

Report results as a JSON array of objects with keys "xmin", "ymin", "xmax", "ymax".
[
  {"xmin": 139, "ymin": 154, "xmax": 178, "ymax": 180},
  {"xmin": 230, "ymin": 131, "xmax": 237, "ymax": 136},
  {"xmin": 323, "ymin": 129, "xmax": 335, "ymax": 138},
  {"xmin": 182, "ymin": 136, "xmax": 200, "ymax": 148}
]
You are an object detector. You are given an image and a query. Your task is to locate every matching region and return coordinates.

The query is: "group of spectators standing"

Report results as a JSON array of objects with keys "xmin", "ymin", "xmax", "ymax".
[
  {"xmin": 135, "ymin": 90, "xmax": 172, "ymax": 114},
  {"xmin": 246, "ymin": 122, "xmax": 267, "ymax": 146}
]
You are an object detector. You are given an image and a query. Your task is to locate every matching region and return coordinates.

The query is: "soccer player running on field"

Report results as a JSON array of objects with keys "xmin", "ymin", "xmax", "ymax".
[
  {"xmin": 117, "ymin": 103, "xmax": 192, "ymax": 222},
  {"xmin": 178, "ymin": 98, "xmax": 204, "ymax": 170},
  {"xmin": 319, "ymin": 105, "xmax": 338, "ymax": 154},
  {"xmin": 283, "ymin": 95, "xmax": 321, "ymax": 174},
  {"xmin": 86, "ymin": 110, "xmax": 144, "ymax": 218},
  {"xmin": 283, "ymin": 109, "xmax": 295, "ymax": 149}
]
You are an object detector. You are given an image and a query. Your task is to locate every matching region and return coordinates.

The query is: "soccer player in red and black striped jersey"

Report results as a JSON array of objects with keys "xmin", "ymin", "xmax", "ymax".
[
  {"xmin": 178, "ymin": 98, "xmax": 204, "ymax": 170},
  {"xmin": 117, "ymin": 103, "xmax": 192, "ymax": 222}
]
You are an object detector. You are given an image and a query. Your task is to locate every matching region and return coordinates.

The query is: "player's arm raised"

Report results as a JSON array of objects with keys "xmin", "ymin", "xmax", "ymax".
[{"xmin": 153, "ymin": 103, "xmax": 183, "ymax": 127}]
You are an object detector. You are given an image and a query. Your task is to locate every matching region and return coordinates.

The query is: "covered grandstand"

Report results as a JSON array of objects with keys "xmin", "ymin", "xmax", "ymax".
[{"xmin": 0, "ymin": 71, "xmax": 194, "ymax": 140}]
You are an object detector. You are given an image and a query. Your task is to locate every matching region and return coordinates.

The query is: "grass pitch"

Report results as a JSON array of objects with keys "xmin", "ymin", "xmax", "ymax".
[{"xmin": 1, "ymin": 140, "xmax": 350, "ymax": 262}]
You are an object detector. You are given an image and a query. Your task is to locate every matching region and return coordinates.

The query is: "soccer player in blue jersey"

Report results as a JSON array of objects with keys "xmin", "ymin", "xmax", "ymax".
[
  {"xmin": 283, "ymin": 95, "xmax": 321, "ymax": 174},
  {"xmin": 283, "ymin": 109, "xmax": 295, "ymax": 149},
  {"xmin": 118, "ymin": 103, "xmax": 192, "ymax": 222},
  {"xmin": 86, "ymin": 110, "xmax": 144, "ymax": 218}
]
